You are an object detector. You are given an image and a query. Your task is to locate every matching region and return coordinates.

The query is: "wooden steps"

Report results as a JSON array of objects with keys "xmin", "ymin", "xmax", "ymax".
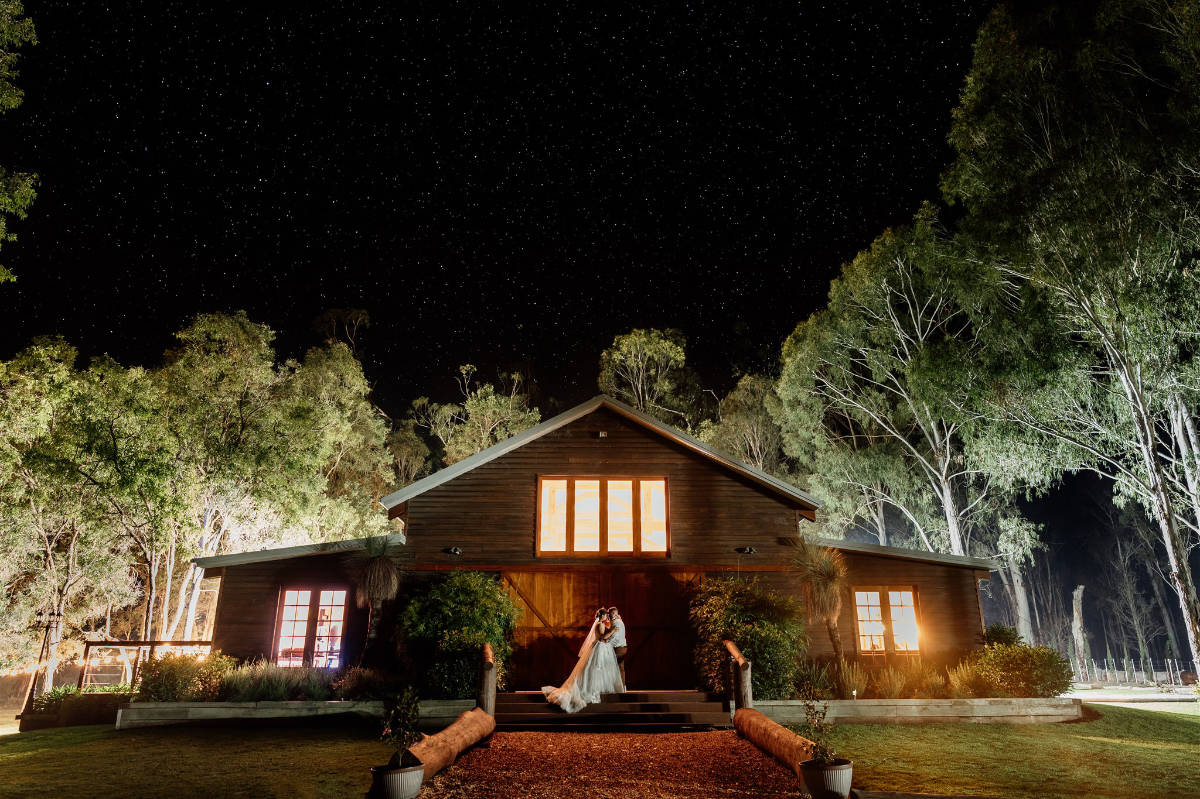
[{"xmin": 494, "ymin": 691, "xmax": 731, "ymax": 732}]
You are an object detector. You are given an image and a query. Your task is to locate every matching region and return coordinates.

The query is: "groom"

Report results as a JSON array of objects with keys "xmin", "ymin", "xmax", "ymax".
[{"xmin": 606, "ymin": 606, "xmax": 628, "ymax": 686}]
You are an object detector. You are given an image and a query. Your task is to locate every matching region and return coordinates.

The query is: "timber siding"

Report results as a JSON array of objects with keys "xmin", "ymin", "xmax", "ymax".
[
  {"xmin": 207, "ymin": 554, "xmax": 369, "ymax": 664},
  {"xmin": 400, "ymin": 406, "xmax": 804, "ymax": 567}
]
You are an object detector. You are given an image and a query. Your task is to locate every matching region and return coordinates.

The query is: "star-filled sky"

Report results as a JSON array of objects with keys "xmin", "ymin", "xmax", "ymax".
[{"xmin": 2, "ymin": 2, "xmax": 990, "ymax": 413}]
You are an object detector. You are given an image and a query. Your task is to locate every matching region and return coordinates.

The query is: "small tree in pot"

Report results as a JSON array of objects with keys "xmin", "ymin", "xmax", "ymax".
[
  {"xmin": 372, "ymin": 687, "xmax": 424, "ymax": 799},
  {"xmin": 797, "ymin": 694, "xmax": 853, "ymax": 799}
]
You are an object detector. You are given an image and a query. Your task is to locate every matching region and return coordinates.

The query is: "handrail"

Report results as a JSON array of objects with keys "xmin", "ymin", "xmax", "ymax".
[
  {"xmin": 723, "ymin": 639, "xmax": 753, "ymax": 711},
  {"xmin": 478, "ymin": 642, "xmax": 497, "ymax": 717},
  {"xmin": 724, "ymin": 639, "xmax": 747, "ymax": 669}
]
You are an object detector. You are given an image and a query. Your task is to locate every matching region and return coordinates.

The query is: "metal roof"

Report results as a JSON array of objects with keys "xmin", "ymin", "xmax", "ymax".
[
  {"xmin": 378, "ymin": 395, "xmax": 823, "ymax": 512},
  {"xmin": 814, "ymin": 536, "xmax": 998, "ymax": 571},
  {"xmin": 193, "ymin": 531, "xmax": 406, "ymax": 569}
]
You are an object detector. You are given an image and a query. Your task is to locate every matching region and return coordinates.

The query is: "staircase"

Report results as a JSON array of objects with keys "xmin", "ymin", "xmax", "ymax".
[{"xmin": 494, "ymin": 691, "xmax": 732, "ymax": 732}]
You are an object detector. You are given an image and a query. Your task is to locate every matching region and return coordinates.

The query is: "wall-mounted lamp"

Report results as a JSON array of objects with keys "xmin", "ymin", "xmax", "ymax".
[
  {"xmin": 444, "ymin": 546, "xmax": 463, "ymax": 556},
  {"xmin": 734, "ymin": 546, "xmax": 757, "ymax": 555}
]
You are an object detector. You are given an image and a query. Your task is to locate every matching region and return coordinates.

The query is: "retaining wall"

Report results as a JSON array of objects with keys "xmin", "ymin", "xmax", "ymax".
[
  {"xmin": 755, "ymin": 697, "xmax": 1083, "ymax": 724},
  {"xmin": 114, "ymin": 698, "xmax": 476, "ymax": 731}
]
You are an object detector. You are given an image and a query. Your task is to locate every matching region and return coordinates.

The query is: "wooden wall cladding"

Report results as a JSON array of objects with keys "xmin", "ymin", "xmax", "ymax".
[
  {"xmin": 209, "ymin": 553, "xmax": 369, "ymax": 664},
  {"xmin": 403, "ymin": 406, "xmax": 806, "ymax": 568}
]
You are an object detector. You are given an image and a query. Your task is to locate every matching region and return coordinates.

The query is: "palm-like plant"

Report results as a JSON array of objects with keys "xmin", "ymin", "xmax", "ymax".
[
  {"xmin": 356, "ymin": 536, "xmax": 400, "ymax": 643},
  {"xmin": 792, "ymin": 537, "xmax": 848, "ymax": 662}
]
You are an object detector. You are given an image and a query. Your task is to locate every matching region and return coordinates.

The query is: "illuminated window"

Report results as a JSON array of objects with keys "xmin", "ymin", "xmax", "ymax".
[
  {"xmin": 854, "ymin": 591, "xmax": 886, "ymax": 653},
  {"xmin": 538, "ymin": 479, "xmax": 568, "ymax": 551},
  {"xmin": 607, "ymin": 480, "xmax": 634, "ymax": 552},
  {"xmin": 313, "ymin": 590, "xmax": 347, "ymax": 668},
  {"xmin": 889, "ymin": 590, "xmax": 919, "ymax": 652},
  {"xmin": 854, "ymin": 586, "xmax": 920, "ymax": 656},
  {"xmin": 639, "ymin": 479, "xmax": 668, "ymax": 552},
  {"xmin": 536, "ymin": 476, "xmax": 670, "ymax": 555},
  {"xmin": 275, "ymin": 587, "xmax": 348, "ymax": 667},
  {"xmin": 276, "ymin": 590, "xmax": 310, "ymax": 667}
]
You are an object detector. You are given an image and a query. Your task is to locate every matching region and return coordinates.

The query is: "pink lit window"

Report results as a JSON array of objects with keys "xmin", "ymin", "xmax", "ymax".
[
  {"xmin": 275, "ymin": 590, "xmax": 311, "ymax": 667},
  {"xmin": 313, "ymin": 590, "xmax": 347, "ymax": 668}
]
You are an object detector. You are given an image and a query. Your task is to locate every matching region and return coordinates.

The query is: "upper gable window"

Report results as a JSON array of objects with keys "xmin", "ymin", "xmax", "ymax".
[{"xmin": 537, "ymin": 476, "xmax": 669, "ymax": 555}]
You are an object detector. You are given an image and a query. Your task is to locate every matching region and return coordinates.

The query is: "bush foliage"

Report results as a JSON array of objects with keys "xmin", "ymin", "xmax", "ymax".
[
  {"xmin": 398, "ymin": 571, "xmax": 521, "ymax": 699},
  {"xmin": 690, "ymin": 577, "xmax": 808, "ymax": 700},
  {"xmin": 135, "ymin": 652, "xmax": 237, "ymax": 702},
  {"xmin": 975, "ymin": 643, "xmax": 1074, "ymax": 698}
]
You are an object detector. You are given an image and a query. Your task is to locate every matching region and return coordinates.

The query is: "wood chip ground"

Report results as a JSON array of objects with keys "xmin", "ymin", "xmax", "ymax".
[{"xmin": 421, "ymin": 730, "xmax": 806, "ymax": 798}]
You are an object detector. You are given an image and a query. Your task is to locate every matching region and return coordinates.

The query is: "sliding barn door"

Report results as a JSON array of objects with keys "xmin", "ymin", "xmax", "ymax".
[{"xmin": 501, "ymin": 569, "xmax": 700, "ymax": 690}]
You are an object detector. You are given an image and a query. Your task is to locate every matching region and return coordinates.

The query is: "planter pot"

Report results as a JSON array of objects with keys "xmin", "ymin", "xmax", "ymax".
[
  {"xmin": 372, "ymin": 763, "xmax": 424, "ymax": 799},
  {"xmin": 799, "ymin": 758, "xmax": 853, "ymax": 799}
]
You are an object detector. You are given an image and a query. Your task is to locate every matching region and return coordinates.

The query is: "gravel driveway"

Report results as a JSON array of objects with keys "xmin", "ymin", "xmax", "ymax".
[{"xmin": 421, "ymin": 730, "xmax": 805, "ymax": 799}]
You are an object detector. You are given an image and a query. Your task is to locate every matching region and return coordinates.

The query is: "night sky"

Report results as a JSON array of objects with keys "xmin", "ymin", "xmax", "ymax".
[{"xmin": 2, "ymin": 2, "xmax": 991, "ymax": 413}]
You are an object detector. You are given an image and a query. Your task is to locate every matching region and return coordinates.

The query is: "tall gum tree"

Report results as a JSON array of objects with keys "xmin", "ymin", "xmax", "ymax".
[{"xmin": 944, "ymin": 0, "xmax": 1200, "ymax": 665}]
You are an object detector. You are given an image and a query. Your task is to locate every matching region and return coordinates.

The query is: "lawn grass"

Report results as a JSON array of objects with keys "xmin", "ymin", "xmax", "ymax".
[
  {"xmin": 826, "ymin": 703, "xmax": 1200, "ymax": 799},
  {"xmin": 0, "ymin": 719, "xmax": 394, "ymax": 799}
]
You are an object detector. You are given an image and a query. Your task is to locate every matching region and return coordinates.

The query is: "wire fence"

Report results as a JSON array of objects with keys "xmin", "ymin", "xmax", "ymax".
[{"xmin": 1073, "ymin": 657, "xmax": 1198, "ymax": 687}]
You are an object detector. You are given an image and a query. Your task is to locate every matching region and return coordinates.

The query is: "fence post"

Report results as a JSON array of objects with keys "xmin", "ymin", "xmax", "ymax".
[
  {"xmin": 723, "ymin": 640, "xmax": 753, "ymax": 711},
  {"xmin": 478, "ymin": 642, "xmax": 496, "ymax": 717}
]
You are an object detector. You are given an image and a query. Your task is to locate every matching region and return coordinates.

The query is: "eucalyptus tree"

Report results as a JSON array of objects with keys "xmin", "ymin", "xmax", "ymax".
[
  {"xmin": 598, "ymin": 328, "xmax": 694, "ymax": 425},
  {"xmin": 944, "ymin": 0, "xmax": 1200, "ymax": 663},
  {"xmin": 0, "ymin": 341, "xmax": 137, "ymax": 682},
  {"xmin": 697, "ymin": 374, "xmax": 787, "ymax": 475},
  {"xmin": 412, "ymin": 364, "xmax": 541, "ymax": 467}
]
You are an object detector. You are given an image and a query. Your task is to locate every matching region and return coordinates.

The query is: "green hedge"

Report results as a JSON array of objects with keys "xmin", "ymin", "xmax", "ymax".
[
  {"xmin": 690, "ymin": 577, "xmax": 808, "ymax": 700},
  {"xmin": 398, "ymin": 571, "xmax": 521, "ymax": 699}
]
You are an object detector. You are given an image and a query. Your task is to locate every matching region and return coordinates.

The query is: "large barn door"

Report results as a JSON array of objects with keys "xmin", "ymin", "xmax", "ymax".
[{"xmin": 501, "ymin": 569, "xmax": 700, "ymax": 690}]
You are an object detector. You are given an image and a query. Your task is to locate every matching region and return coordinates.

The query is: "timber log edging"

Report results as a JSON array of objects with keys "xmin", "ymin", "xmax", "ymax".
[{"xmin": 113, "ymin": 699, "xmax": 475, "ymax": 731}]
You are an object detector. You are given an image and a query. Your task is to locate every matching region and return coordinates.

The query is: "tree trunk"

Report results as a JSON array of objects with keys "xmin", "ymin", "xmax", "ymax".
[
  {"xmin": 939, "ymin": 477, "xmax": 965, "ymax": 556},
  {"xmin": 871, "ymin": 491, "xmax": 889, "ymax": 547},
  {"xmin": 1008, "ymin": 558, "xmax": 1035, "ymax": 644},
  {"xmin": 825, "ymin": 618, "xmax": 843, "ymax": 662},
  {"xmin": 1071, "ymin": 585, "xmax": 1088, "ymax": 679},
  {"xmin": 41, "ymin": 601, "xmax": 65, "ymax": 694},
  {"xmin": 142, "ymin": 555, "xmax": 159, "ymax": 640},
  {"xmin": 1111, "ymin": 360, "xmax": 1200, "ymax": 666},
  {"xmin": 1148, "ymin": 570, "xmax": 1182, "ymax": 659},
  {"xmin": 181, "ymin": 565, "xmax": 206, "ymax": 640}
]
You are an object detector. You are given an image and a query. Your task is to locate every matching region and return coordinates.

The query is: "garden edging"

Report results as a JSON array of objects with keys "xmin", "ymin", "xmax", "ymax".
[
  {"xmin": 114, "ymin": 699, "xmax": 475, "ymax": 730},
  {"xmin": 755, "ymin": 697, "xmax": 1083, "ymax": 724}
]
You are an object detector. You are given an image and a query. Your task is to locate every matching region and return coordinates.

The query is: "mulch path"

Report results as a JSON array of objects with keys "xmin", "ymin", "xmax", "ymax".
[{"xmin": 421, "ymin": 730, "xmax": 805, "ymax": 799}]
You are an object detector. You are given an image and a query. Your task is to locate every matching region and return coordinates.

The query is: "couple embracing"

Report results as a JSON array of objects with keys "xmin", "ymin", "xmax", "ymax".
[{"xmin": 542, "ymin": 606, "xmax": 627, "ymax": 713}]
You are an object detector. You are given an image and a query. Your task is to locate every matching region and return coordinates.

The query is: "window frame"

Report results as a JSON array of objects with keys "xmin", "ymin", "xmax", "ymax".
[
  {"xmin": 535, "ymin": 475, "xmax": 670, "ymax": 558},
  {"xmin": 271, "ymin": 584, "xmax": 350, "ymax": 668},
  {"xmin": 852, "ymin": 585, "xmax": 921, "ymax": 658}
]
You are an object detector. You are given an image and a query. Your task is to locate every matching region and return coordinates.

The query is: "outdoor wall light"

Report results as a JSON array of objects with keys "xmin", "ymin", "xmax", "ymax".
[
  {"xmin": 444, "ymin": 546, "xmax": 463, "ymax": 556},
  {"xmin": 733, "ymin": 546, "xmax": 757, "ymax": 555}
]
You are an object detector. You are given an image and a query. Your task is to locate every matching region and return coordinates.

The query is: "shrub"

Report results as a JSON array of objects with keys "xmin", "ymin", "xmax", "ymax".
[
  {"xmin": 135, "ymin": 651, "xmax": 237, "ymax": 702},
  {"xmin": 690, "ymin": 577, "xmax": 808, "ymax": 700},
  {"xmin": 31, "ymin": 685, "xmax": 80, "ymax": 713},
  {"xmin": 897, "ymin": 658, "xmax": 948, "ymax": 699},
  {"xmin": 218, "ymin": 661, "xmax": 338, "ymax": 702},
  {"xmin": 332, "ymin": 667, "xmax": 402, "ymax": 700},
  {"xmin": 975, "ymin": 643, "xmax": 1074, "ymax": 698},
  {"xmin": 399, "ymin": 572, "xmax": 521, "ymax": 699},
  {"xmin": 872, "ymin": 665, "xmax": 907, "ymax": 699},
  {"xmin": 982, "ymin": 623, "xmax": 1022, "ymax": 646},
  {"xmin": 833, "ymin": 659, "xmax": 868, "ymax": 699},
  {"xmin": 947, "ymin": 659, "xmax": 995, "ymax": 698},
  {"xmin": 795, "ymin": 660, "xmax": 833, "ymax": 700}
]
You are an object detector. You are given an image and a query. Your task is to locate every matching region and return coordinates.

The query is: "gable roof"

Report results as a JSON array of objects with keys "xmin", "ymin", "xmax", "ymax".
[
  {"xmin": 379, "ymin": 395, "xmax": 821, "ymax": 513},
  {"xmin": 813, "ymin": 536, "xmax": 997, "ymax": 571},
  {"xmin": 193, "ymin": 531, "xmax": 406, "ymax": 569}
]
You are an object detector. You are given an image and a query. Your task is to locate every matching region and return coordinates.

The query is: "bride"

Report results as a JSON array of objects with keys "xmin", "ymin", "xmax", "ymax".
[{"xmin": 542, "ymin": 608, "xmax": 626, "ymax": 712}]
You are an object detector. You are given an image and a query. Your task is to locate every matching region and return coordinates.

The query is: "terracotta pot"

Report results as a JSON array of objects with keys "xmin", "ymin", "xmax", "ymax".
[
  {"xmin": 372, "ymin": 762, "xmax": 424, "ymax": 799},
  {"xmin": 799, "ymin": 758, "xmax": 853, "ymax": 799}
]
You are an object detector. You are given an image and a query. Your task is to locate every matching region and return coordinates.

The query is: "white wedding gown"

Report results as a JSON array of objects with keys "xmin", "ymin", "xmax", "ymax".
[{"xmin": 542, "ymin": 623, "xmax": 626, "ymax": 713}]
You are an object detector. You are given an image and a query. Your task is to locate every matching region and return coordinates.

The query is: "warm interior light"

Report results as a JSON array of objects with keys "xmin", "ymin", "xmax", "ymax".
[
  {"xmin": 313, "ymin": 590, "xmax": 346, "ymax": 668},
  {"xmin": 639, "ymin": 479, "xmax": 667, "ymax": 552},
  {"xmin": 855, "ymin": 590, "xmax": 886, "ymax": 652},
  {"xmin": 538, "ymin": 479, "xmax": 568, "ymax": 551},
  {"xmin": 889, "ymin": 590, "xmax": 920, "ymax": 651},
  {"xmin": 607, "ymin": 480, "xmax": 634, "ymax": 552},
  {"xmin": 276, "ymin": 589, "xmax": 310, "ymax": 667},
  {"xmin": 574, "ymin": 480, "xmax": 601, "ymax": 551}
]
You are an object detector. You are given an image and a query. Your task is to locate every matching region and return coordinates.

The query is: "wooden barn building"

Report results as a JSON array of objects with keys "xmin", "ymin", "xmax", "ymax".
[{"xmin": 196, "ymin": 395, "xmax": 994, "ymax": 690}]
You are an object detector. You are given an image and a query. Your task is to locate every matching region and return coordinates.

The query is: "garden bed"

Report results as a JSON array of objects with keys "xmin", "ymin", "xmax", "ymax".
[
  {"xmin": 756, "ymin": 697, "xmax": 1083, "ymax": 724},
  {"xmin": 114, "ymin": 698, "xmax": 474, "ymax": 730}
]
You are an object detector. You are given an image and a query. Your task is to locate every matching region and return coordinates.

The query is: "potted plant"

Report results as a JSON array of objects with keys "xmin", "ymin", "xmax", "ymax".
[
  {"xmin": 372, "ymin": 687, "xmax": 424, "ymax": 799},
  {"xmin": 797, "ymin": 695, "xmax": 853, "ymax": 799}
]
